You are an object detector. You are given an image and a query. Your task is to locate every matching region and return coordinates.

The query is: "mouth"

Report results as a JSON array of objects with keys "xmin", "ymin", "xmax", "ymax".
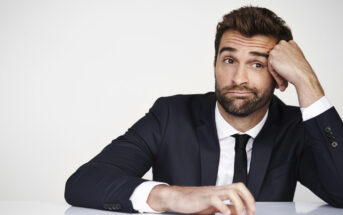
[{"xmin": 227, "ymin": 91, "xmax": 254, "ymax": 97}]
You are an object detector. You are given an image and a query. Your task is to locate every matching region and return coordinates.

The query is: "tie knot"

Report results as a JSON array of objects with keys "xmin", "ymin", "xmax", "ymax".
[{"xmin": 232, "ymin": 134, "xmax": 250, "ymax": 150}]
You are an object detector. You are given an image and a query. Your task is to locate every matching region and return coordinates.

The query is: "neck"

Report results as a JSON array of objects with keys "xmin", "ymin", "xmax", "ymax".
[{"xmin": 217, "ymin": 102, "xmax": 269, "ymax": 132}]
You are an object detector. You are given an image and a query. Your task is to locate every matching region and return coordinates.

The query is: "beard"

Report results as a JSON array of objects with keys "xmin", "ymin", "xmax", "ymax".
[{"xmin": 215, "ymin": 81, "xmax": 275, "ymax": 117}]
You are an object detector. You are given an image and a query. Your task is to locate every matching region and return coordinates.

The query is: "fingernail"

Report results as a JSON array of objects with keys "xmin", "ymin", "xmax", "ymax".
[{"xmin": 225, "ymin": 210, "xmax": 231, "ymax": 215}]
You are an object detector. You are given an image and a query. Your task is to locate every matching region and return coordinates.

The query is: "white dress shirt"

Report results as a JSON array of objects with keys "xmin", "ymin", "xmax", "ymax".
[
  {"xmin": 130, "ymin": 96, "xmax": 332, "ymax": 213},
  {"xmin": 215, "ymin": 102, "xmax": 268, "ymax": 186}
]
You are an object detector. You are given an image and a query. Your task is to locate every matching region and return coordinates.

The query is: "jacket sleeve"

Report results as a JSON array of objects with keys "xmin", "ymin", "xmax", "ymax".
[
  {"xmin": 64, "ymin": 98, "xmax": 169, "ymax": 212},
  {"xmin": 298, "ymin": 107, "xmax": 343, "ymax": 207}
]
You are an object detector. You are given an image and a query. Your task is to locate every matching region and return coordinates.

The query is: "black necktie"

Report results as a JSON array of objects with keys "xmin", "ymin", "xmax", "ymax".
[{"xmin": 232, "ymin": 134, "xmax": 250, "ymax": 185}]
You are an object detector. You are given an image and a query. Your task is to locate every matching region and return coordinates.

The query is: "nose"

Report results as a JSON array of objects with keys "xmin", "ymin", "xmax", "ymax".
[{"xmin": 232, "ymin": 64, "xmax": 248, "ymax": 85}]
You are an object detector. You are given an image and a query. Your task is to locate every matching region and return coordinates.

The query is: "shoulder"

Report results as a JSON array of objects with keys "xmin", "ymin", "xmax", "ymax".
[
  {"xmin": 149, "ymin": 92, "xmax": 216, "ymax": 124},
  {"xmin": 152, "ymin": 92, "xmax": 216, "ymax": 109}
]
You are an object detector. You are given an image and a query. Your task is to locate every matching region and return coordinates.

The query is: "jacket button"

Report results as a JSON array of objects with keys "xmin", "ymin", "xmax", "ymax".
[
  {"xmin": 103, "ymin": 204, "xmax": 113, "ymax": 210},
  {"xmin": 112, "ymin": 203, "xmax": 122, "ymax": 210},
  {"xmin": 331, "ymin": 141, "xmax": 338, "ymax": 148},
  {"xmin": 325, "ymin": 126, "xmax": 332, "ymax": 133}
]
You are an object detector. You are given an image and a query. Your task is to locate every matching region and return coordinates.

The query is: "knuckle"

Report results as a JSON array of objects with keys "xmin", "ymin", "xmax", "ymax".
[
  {"xmin": 236, "ymin": 182, "xmax": 245, "ymax": 189},
  {"xmin": 227, "ymin": 188, "xmax": 235, "ymax": 195},
  {"xmin": 268, "ymin": 58, "xmax": 273, "ymax": 65}
]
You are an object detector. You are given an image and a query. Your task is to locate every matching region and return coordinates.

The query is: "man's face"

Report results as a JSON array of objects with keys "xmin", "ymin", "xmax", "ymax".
[{"xmin": 215, "ymin": 30, "xmax": 277, "ymax": 117}]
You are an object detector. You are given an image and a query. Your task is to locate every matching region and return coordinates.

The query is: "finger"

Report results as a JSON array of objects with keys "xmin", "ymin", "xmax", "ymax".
[
  {"xmin": 226, "ymin": 189, "xmax": 245, "ymax": 215},
  {"xmin": 289, "ymin": 40, "xmax": 300, "ymax": 49},
  {"xmin": 227, "ymin": 205, "xmax": 238, "ymax": 215},
  {"xmin": 209, "ymin": 195, "xmax": 231, "ymax": 215},
  {"xmin": 273, "ymin": 72, "xmax": 288, "ymax": 92},
  {"xmin": 268, "ymin": 59, "xmax": 287, "ymax": 91},
  {"xmin": 274, "ymin": 74, "xmax": 288, "ymax": 92},
  {"xmin": 282, "ymin": 79, "xmax": 289, "ymax": 91},
  {"xmin": 232, "ymin": 183, "xmax": 256, "ymax": 215},
  {"xmin": 289, "ymin": 40, "xmax": 305, "ymax": 56},
  {"xmin": 278, "ymin": 39, "xmax": 287, "ymax": 45}
]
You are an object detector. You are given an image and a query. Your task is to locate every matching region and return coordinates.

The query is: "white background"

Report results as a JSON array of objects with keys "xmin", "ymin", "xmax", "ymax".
[{"xmin": 0, "ymin": 0, "xmax": 342, "ymax": 203}]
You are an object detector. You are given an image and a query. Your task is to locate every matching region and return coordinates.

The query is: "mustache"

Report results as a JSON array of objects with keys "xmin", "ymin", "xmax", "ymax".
[{"xmin": 220, "ymin": 85, "xmax": 258, "ymax": 95}]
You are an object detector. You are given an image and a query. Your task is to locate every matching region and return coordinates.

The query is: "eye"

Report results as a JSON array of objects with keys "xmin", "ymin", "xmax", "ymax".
[
  {"xmin": 224, "ymin": 58, "xmax": 234, "ymax": 64},
  {"xmin": 252, "ymin": 63, "xmax": 263, "ymax": 68}
]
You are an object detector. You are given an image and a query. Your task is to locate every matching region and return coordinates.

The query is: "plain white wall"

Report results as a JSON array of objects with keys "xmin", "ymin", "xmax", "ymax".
[{"xmin": 0, "ymin": 0, "xmax": 342, "ymax": 203}]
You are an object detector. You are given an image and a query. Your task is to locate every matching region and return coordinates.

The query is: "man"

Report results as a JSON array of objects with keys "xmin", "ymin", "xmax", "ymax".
[{"xmin": 65, "ymin": 6, "xmax": 343, "ymax": 215}]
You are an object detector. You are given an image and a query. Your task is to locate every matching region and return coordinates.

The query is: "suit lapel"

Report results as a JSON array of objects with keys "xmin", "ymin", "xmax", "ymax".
[
  {"xmin": 197, "ymin": 121, "xmax": 220, "ymax": 186},
  {"xmin": 192, "ymin": 93, "xmax": 220, "ymax": 186},
  {"xmin": 247, "ymin": 96, "xmax": 281, "ymax": 199},
  {"xmin": 247, "ymin": 120, "xmax": 278, "ymax": 198}
]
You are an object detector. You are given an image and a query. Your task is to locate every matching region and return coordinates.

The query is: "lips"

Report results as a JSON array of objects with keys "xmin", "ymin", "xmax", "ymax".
[{"xmin": 227, "ymin": 91, "xmax": 253, "ymax": 96}]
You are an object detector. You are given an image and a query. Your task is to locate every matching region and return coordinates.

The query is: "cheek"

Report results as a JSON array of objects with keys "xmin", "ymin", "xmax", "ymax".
[
  {"xmin": 249, "ymin": 72, "xmax": 274, "ymax": 89},
  {"xmin": 215, "ymin": 67, "xmax": 233, "ymax": 84},
  {"xmin": 257, "ymin": 73, "xmax": 275, "ymax": 90}
]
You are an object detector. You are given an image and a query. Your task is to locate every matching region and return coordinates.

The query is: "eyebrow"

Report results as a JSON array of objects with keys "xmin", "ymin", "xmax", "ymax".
[{"xmin": 219, "ymin": 46, "xmax": 269, "ymax": 58}]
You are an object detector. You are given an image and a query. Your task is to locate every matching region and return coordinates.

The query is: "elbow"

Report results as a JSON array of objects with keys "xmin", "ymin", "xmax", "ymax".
[
  {"xmin": 64, "ymin": 171, "xmax": 85, "ymax": 207},
  {"xmin": 64, "ymin": 176, "xmax": 75, "ymax": 206}
]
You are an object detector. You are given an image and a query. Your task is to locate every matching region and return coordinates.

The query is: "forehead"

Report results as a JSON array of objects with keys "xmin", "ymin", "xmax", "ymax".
[{"xmin": 219, "ymin": 30, "xmax": 277, "ymax": 53}]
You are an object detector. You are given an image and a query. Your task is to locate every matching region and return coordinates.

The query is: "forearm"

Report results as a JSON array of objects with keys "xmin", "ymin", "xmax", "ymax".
[
  {"xmin": 65, "ymin": 162, "xmax": 146, "ymax": 212},
  {"xmin": 147, "ymin": 183, "xmax": 256, "ymax": 215},
  {"xmin": 147, "ymin": 184, "xmax": 172, "ymax": 212},
  {"xmin": 304, "ymin": 107, "xmax": 343, "ymax": 174},
  {"xmin": 130, "ymin": 181, "xmax": 169, "ymax": 213},
  {"xmin": 295, "ymin": 72, "xmax": 325, "ymax": 108},
  {"xmin": 301, "ymin": 107, "xmax": 343, "ymax": 207}
]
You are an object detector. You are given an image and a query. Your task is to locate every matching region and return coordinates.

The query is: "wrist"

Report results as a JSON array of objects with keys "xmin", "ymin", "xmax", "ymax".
[
  {"xmin": 295, "ymin": 74, "xmax": 324, "ymax": 107},
  {"xmin": 147, "ymin": 184, "xmax": 172, "ymax": 212}
]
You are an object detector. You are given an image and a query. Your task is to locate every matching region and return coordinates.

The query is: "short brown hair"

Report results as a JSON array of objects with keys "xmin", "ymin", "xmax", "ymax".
[{"xmin": 214, "ymin": 6, "xmax": 293, "ymax": 61}]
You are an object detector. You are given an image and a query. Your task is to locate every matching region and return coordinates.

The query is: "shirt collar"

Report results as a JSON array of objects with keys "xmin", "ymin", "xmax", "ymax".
[{"xmin": 215, "ymin": 102, "xmax": 269, "ymax": 140}]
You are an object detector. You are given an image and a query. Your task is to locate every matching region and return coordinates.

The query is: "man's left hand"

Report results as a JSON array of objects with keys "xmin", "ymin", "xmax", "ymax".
[{"xmin": 268, "ymin": 40, "xmax": 325, "ymax": 107}]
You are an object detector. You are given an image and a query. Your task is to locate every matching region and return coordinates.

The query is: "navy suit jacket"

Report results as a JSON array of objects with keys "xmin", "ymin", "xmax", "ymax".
[{"xmin": 65, "ymin": 92, "xmax": 343, "ymax": 212}]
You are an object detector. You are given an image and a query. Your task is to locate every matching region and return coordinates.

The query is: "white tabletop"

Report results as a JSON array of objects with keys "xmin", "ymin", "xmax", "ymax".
[{"xmin": 0, "ymin": 201, "xmax": 342, "ymax": 215}]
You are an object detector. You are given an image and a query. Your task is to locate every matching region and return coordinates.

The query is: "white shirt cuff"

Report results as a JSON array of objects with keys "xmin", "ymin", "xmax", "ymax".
[
  {"xmin": 130, "ymin": 181, "xmax": 169, "ymax": 213},
  {"xmin": 300, "ymin": 96, "xmax": 332, "ymax": 121}
]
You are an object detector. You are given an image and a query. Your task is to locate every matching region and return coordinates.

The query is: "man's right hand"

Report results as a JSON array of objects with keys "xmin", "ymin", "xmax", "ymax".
[{"xmin": 147, "ymin": 183, "xmax": 256, "ymax": 215}]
